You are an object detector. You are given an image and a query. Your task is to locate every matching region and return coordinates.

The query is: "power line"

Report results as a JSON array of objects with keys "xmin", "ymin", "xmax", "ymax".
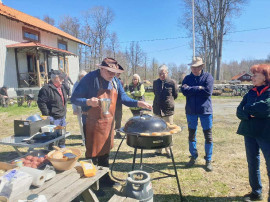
[
  {"xmin": 119, "ymin": 36, "xmax": 189, "ymax": 44},
  {"xmin": 119, "ymin": 26, "xmax": 270, "ymax": 44}
]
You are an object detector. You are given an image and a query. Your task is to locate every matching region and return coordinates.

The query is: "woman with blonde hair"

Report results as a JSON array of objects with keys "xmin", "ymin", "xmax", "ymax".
[
  {"xmin": 236, "ymin": 64, "xmax": 270, "ymax": 201},
  {"xmin": 127, "ymin": 74, "xmax": 145, "ymax": 116}
]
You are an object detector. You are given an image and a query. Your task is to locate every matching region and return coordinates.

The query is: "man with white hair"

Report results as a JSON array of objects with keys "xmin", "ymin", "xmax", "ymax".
[
  {"xmin": 181, "ymin": 57, "xmax": 214, "ymax": 172},
  {"xmin": 37, "ymin": 69, "xmax": 68, "ymax": 148},
  {"xmin": 153, "ymin": 64, "xmax": 178, "ymax": 157}
]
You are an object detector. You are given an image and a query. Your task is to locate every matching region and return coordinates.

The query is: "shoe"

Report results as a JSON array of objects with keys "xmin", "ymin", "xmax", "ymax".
[
  {"xmin": 154, "ymin": 152, "xmax": 162, "ymax": 156},
  {"xmin": 243, "ymin": 192, "xmax": 263, "ymax": 201},
  {"xmin": 94, "ymin": 189, "xmax": 106, "ymax": 197},
  {"xmin": 114, "ymin": 133, "xmax": 122, "ymax": 139},
  {"xmin": 205, "ymin": 160, "xmax": 213, "ymax": 172},
  {"xmin": 100, "ymin": 175, "xmax": 121, "ymax": 188},
  {"xmin": 186, "ymin": 156, "xmax": 197, "ymax": 168},
  {"xmin": 81, "ymin": 142, "xmax": 85, "ymax": 146}
]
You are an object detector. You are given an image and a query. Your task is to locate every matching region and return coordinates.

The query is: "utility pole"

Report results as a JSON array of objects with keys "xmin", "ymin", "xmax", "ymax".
[
  {"xmin": 192, "ymin": 0, "xmax": 195, "ymax": 59},
  {"xmin": 144, "ymin": 56, "xmax": 147, "ymax": 80}
]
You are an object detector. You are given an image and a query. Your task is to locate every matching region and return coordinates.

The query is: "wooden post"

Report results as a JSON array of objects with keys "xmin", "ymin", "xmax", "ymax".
[
  {"xmin": 63, "ymin": 55, "xmax": 66, "ymax": 73},
  {"xmin": 43, "ymin": 51, "xmax": 48, "ymax": 83},
  {"xmin": 36, "ymin": 49, "xmax": 41, "ymax": 87},
  {"xmin": 15, "ymin": 48, "xmax": 21, "ymax": 88}
]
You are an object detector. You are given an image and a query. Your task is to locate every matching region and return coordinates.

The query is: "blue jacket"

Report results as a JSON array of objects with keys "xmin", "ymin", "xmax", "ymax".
[
  {"xmin": 181, "ymin": 71, "xmax": 214, "ymax": 115},
  {"xmin": 70, "ymin": 69, "xmax": 138, "ymax": 124}
]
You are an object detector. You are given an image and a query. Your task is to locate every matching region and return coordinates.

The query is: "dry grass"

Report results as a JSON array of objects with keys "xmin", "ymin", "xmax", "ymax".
[{"xmin": 0, "ymin": 96, "xmax": 269, "ymax": 201}]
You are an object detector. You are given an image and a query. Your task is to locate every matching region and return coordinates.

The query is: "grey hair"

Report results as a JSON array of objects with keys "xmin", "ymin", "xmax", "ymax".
[
  {"xmin": 133, "ymin": 74, "xmax": 141, "ymax": 82},
  {"xmin": 158, "ymin": 64, "xmax": 169, "ymax": 73},
  {"xmin": 51, "ymin": 73, "xmax": 57, "ymax": 80},
  {"xmin": 78, "ymin": 70, "xmax": 87, "ymax": 81}
]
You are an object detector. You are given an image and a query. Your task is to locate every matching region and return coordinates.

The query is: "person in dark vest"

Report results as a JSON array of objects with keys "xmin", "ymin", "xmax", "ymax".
[
  {"xmin": 153, "ymin": 65, "xmax": 178, "ymax": 157},
  {"xmin": 37, "ymin": 70, "xmax": 67, "ymax": 148},
  {"xmin": 236, "ymin": 64, "xmax": 270, "ymax": 202},
  {"xmin": 181, "ymin": 57, "xmax": 214, "ymax": 172},
  {"xmin": 71, "ymin": 58, "xmax": 152, "ymax": 188},
  {"xmin": 126, "ymin": 74, "xmax": 145, "ymax": 116},
  {"xmin": 114, "ymin": 65, "xmax": 124, "ymax": 139}
]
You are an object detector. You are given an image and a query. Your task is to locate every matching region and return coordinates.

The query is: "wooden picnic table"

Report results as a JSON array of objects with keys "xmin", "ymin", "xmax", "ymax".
[
  {"xmin": 10, "ymin": 163, "xmax": 109, "ymax": 202},
  {"xmin": 0, "ymin": 132, "xmax": 71, "ymax": 156}
]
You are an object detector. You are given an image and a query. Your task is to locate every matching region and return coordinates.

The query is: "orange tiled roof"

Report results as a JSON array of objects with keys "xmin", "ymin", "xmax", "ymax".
[
  {"xmin": 231, "ymin": 73, "xmax": 244, "ymax": 80},
  {"xmin": 6, "ymin": 42, "xmax": 76, "ymax": 56},
  {"xmin": 0, "ymin": 3, "xmax": 90, "ymax": 47}
]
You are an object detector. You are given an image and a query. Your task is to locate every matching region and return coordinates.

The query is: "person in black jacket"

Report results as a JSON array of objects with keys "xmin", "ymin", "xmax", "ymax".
[
  {"xmin": 153, "ymin": 65, "xmax": 178, "ymax": 157},
  {"xmin": 37, "ymin": 70, "xmax": 67, "ymax": 148},
  {"xmin": 0, "ymin": 86, "xmax": 9, "ymax": 107}
]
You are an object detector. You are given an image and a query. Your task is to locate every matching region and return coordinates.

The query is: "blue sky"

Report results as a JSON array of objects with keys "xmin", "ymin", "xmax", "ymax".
[{"xmin": 4, "ymin": 0, "xmax": 270, "ymax": 66}]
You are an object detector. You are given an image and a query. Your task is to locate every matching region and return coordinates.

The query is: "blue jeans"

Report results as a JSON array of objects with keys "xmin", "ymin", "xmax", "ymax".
[
  {"xmin": 186, "ymin": 114, "xmax": 213, "ymax": 161},
  {"xmin": 49, "ymin": 117, "xmax": 66, "ymax": 148},
  {"xmin": 244, "ymin": 136, "xmax": 270, "ymax": 195}
]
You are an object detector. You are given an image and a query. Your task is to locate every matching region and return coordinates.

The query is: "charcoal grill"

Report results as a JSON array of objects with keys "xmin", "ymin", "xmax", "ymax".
[{"xmin": 111, "ymin": 113, "xmax": 183, "ymax": 201}]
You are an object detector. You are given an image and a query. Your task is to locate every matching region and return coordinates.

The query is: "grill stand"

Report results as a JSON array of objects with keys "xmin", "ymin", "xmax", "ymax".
[
  {"xmin": 110, "ymin": 132, "xmax": 183, "ymax": 201},
  {"xmin": 131, "ymin": 147, "xmax": 183, "ymax": 201}
]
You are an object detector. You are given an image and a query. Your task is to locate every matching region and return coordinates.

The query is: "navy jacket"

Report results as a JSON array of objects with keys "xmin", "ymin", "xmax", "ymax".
[{"xmin": 181, "ymin": 71, "xmax": 214, "ymax": 115}]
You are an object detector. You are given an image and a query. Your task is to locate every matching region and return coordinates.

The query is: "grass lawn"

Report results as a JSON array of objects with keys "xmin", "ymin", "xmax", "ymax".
[{"xmin": 0, "ymin": 93, "xmax": 269, "ymax": 201}]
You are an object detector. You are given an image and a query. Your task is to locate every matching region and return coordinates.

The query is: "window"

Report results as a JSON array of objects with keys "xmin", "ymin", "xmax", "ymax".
[
  {"xmin": 22, "ymin": 27, "xmax": 40, "ymax": 42},
  {"xmin": 58, "ymin": 40, "xmax": 67, "ymax": 50}
]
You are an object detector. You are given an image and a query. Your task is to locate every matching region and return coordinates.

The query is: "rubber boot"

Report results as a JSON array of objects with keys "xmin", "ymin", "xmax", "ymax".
[{"xmin": 188, "ymin": 128, "xmax": 198, "ymax": 159}]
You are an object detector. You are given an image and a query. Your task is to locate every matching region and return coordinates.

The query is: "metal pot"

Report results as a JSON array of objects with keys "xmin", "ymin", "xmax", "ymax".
[
  {"xmin": 120, "ymin": 114, "xmax": 172, "ymax": 149},
  {"xmin": 26, "ymin": 114, "xmax": 42, "ymax": 122}
]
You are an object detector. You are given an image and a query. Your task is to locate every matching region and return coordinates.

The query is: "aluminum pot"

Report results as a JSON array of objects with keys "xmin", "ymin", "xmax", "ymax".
[
  {"xmin": 26, "ymin": 114, "xmax": 42, "ymax": 122},
  {"xmin": 120, "ymin": 114, "xmax": 172, "ymax": 149}
]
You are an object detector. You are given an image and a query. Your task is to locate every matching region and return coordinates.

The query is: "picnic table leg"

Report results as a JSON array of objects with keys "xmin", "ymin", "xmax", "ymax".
[{"xmin": 81, "ymin": 188, "xmax": 99, "ymax": 202}]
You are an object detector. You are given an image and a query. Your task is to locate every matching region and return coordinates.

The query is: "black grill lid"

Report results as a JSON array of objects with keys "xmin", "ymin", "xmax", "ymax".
[{"xmin": 123, "ymin": 114, "xmax": 168, "ymax": 134}]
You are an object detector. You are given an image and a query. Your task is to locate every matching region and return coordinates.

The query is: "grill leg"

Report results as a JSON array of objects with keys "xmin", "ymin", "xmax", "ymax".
[
  {"xmin": 170, "ymin": 147, "xmax": 183, "ymax": 201},
  {"xmin": 140, "ymin": 149, "xmax": 143, "ymax": 170},
  {"xmin": 132, "ymin": 148, "xmax": 138, "ymax": 171}
]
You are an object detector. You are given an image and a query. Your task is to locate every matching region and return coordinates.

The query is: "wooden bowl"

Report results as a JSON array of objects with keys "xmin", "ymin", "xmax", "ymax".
[{"xmin": 48, "ymin": 148, "xmax": 81, "ymax": 171}]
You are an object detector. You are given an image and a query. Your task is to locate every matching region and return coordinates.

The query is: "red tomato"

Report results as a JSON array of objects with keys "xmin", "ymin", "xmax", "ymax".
[
  {"xmin": 44, "ymin": 155, "xmax": 48, "ymax": 159},
  {"xmin": 31, "ymin": 164, "xmax": 37, "ymax": 168},
  {"xmin": 32, "ymin": 161, "xmax": 38, "ymax": 165},
  {"xmin": 24, "ymin": 160, "xmax": 31, "ymax": 165},
  {"xmin": 38, "ymin": 157, "xmax": 44, "ymax": 162},
  {"xmin": 32, "ymin": 157, "xmax": 39, "ymax": 162},
  {"xmin": 25, "ymin": 155, "xmax": 33, "ymax": 160},
  {"xmin": 21, "ymin": 158, "xmax": 25, "ymax": 162}
]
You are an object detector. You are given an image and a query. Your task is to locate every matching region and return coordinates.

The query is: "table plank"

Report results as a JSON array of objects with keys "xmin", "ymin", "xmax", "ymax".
[{"xmin": 11, "ymin": 164, "xmax": 109, "ymax": 202}]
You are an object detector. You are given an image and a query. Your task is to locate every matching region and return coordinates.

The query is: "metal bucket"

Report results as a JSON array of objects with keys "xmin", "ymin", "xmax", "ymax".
[{"xmin": 122, "ymin": 170, "xmax": 153, "ymax": 202}]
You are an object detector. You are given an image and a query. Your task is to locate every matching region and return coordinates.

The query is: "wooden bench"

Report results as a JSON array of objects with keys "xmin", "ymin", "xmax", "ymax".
[{"xmin": 109, "ymin": 194, "xmax": 139, "ymax": 202}]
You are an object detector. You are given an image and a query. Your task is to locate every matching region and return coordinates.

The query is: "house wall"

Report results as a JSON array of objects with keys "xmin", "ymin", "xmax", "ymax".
[{"xmin": 0, "ymin": 15, "xmax": 80, "ymax": 89}]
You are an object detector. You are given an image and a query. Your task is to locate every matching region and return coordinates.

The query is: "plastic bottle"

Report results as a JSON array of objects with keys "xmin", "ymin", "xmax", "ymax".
[{"xmin": 79, "ymin": 160, "xmax": 96, "ymax": 177}]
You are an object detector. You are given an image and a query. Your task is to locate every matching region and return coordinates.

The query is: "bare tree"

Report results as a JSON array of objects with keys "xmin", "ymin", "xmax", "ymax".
[
  {"xmin": 182, "ymin": 0, "xmax": 247, "ymax": 80},
  {"xmin": 43, "ymin": 15, "xmax": 55, "ymax": 26},
  {"xmin": 126, "ymin": 42, "xmax": 145, "ymax": 75},
  {"xmin": 82, "ymin": 6, "xmax": 114, "ymax": 65}
]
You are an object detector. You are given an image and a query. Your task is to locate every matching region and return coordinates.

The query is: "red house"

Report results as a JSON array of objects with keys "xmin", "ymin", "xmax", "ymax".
[{"xmin": 231, "ymin": 72, "xmax": 252, "ymax": 82}]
